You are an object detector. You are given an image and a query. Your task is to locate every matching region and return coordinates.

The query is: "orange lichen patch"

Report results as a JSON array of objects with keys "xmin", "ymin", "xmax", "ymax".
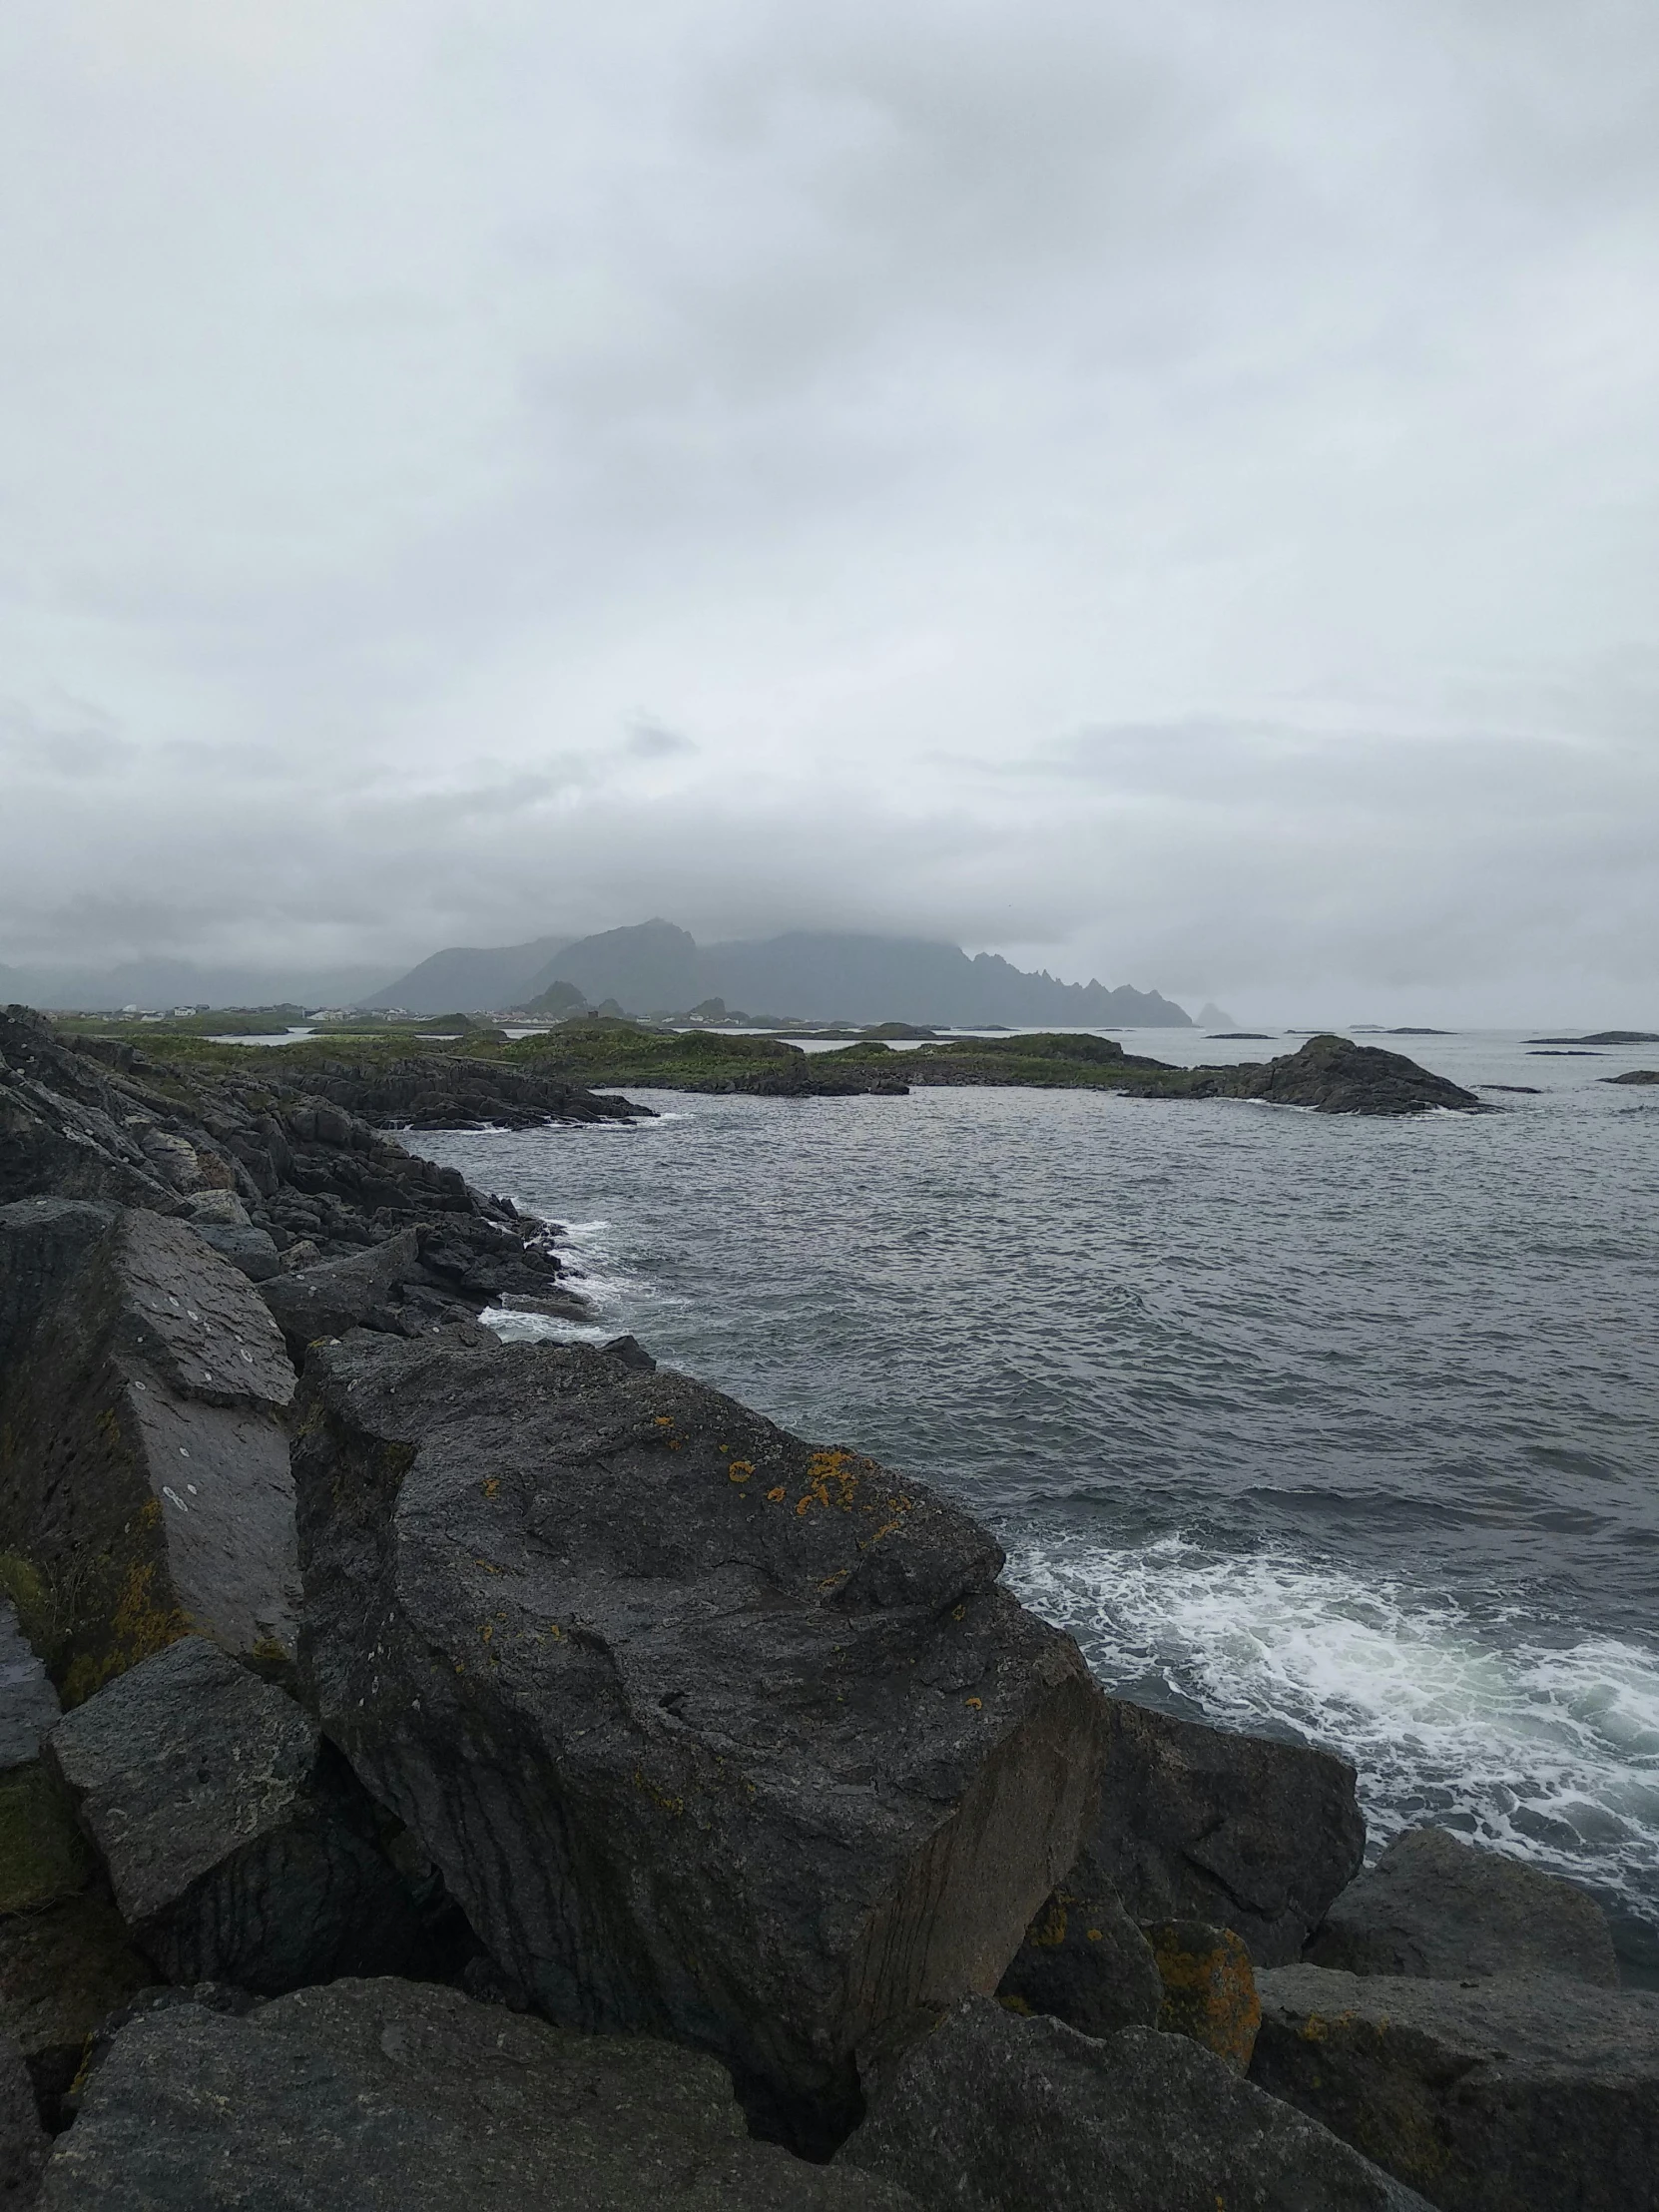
[
  {"xmin": 480, "ymin": 1624, "xmax": 493, "ymax": 1643},
  {"xmin": 859, "ymin": 1517, "xmax": 903, "ymax": 1548},
  {"xmin": 482, "ymin": 1478, "xmax": 500, "ymax": 1497},
  {"xmin": 654, "ymin": 1416, "xmax": 675, "ymax": 1428},
  {"xmin": 766, "ymin": 1485, "xmax": 786, "ymax": 1502},
  {"xmin": 728, "ymin": 1461, "xmax": 755, "ymax": 1483},
  {"xmin": 1146, "ymin": 1923, "xmax": 1261, "ymax": 2071},
  {"xmin": 547, "ymin": 1621, "xmax": 563, "ymax": 1639},
  {"xmin": 997, "ymin": 1992, "xmax": 1033, "ymax": 2015},
  {"xmin": 964, "ymin": 1696, "xmax": 983, "ymax": 1710},
  {"xmin": 1028, "ymin": 1899, "xmax": 1068, "ymax": 1948},
  {"xmin": 1086, "ymin": 1928, "xmax": 1104, "ymax": 1943},
  {"xmin": 950, "ymin": 1603, "xmax": 966, "ymax": 1622},
  {"xmin": 795, "ymin": 1448, "xmax": 866, "ymax": 1517}
]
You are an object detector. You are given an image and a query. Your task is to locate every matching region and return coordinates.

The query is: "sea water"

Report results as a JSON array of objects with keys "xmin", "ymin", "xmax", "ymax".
[{"xmin": 409, "ymin": 1029, "xmax": 1659, "ymax": 1971}]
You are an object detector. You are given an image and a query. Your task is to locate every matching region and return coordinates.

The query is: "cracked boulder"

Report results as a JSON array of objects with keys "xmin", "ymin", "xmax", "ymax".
[
  {"xmin": 1307, "ymin": 1825, "xmax": 1620, "ymax": 1986},
  {"xmin": 839, "ymin": 1994, "xmax": 1431, "ymax": 2210},
  {"xmin": 0, "ymin": 1201, "xmax": 298, "ymax": 1698},
  {"xmin": 1087, "ymin": 1699, "xmax": 1366, "ymax": 1964},
  {"xmin": 40, "ymin": 1977, "xmax": 918, "ymax": 2212},
  {"xmin": 1252, "ymin": 1962, "xmax": 1659, "ymax": 2212},
  {"xmin": 45, "ymin": 1637, "xmax": 444, "ymax": 1992},
  {"xmin": 292, "ymin": 1330, "xmax": 1106, "ymax": 2149}
]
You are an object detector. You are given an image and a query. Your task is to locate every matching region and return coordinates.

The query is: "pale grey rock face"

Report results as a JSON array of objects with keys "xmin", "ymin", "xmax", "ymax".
[
  {"xmin": 840, "ymin": 1994, "xmax": 1431, "ymax": 2211},
  {"xmin": 291, "ymin": 1329, "xmax": 1108, "ymax": 2149},
  {"xmin": 46, "ymin": 1638, "xmax": 439, "ymax": 1992},
  {"xmin": 40, "ymin": 1979, "xmax": 920, "ymax": 2212},
  {"xmin": 1253, "ymin": 1962, "xmax": 1659, "ymax": 2212},
  {"xmin": 1307, "ymin": 1825, "xmax": 1620, "ymax": 1985},
  {"xmin": 0, "ymin": 1201, "xmax": 298, "ymax": 1686}
]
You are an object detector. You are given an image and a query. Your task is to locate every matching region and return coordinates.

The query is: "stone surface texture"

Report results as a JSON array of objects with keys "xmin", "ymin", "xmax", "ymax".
[
  {"xmin": 0, "ymin": 1201, "xmax": 298, "ymax": 1698},
  {"xmin": 0, "ymin": 1899, "xmax": 151, "ymax": 2098},
  {"xmin": 45, "ymin": 1637, "xmax": 437, "ymax": 1992},
  {"xmin": 292, "ymin": 1330, "xmax": 1107, "ymax": 2145},
  {"xmin": 840, "ymin": 1994, "xmax": 1431, "ymax": 2210},
  {"xmin": 0, "ymin": 2034, "xmax": 47, "ymax": 2207},
  {"xmin": 1089, "ymin": 1698, "xmax": 1366, "ymax": 1963},
  {"xmin": 1307, "ymin": 1825, "xmax": 1620, "ymax": 1985},
  {"xmin": 40, "ymin": 1978, "xmax": 919, "ymax": 2212},
  {"xmin": 0, "ymin": 1601, "xmax": 90, "ymax": 1919},
  {"xmin": 1144, "ymin": 1919, "xmax": 1262, "ymax": 2068},
  {"xmin": 992, "ymin": 1841, "xmax": 1162, "ymax": 2040},
  {"xmin": 1253, "ymin": 1961, "xmax": 1659, "ymax": 2212}
]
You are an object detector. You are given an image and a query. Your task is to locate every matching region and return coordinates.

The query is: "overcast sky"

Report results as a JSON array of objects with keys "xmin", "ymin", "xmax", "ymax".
[{"xmin": 2, "ymin": 0, "xmax": 1656, "ymax": 1020}]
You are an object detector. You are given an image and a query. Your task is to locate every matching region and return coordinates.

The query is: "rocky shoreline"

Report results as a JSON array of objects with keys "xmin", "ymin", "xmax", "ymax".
[{"xmin": 2, "ymin": 1009, "xmax": 1651, "ymax": 2209}]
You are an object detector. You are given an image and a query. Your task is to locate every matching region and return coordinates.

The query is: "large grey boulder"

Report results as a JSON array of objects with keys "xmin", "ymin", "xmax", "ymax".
[
  {"xmin": 840, "ymin": 1993, "xmax": 1431, "ymax": 2209},
  {"xmin": 258, "ymin": 1226, "xmax": 424, "ymax": 1361},
  {"xmin": 1088, "ymin": 1698, "xmax": 1366, "ymax": 1963},
  {"xmin": 1252, "ymin": 1961, "xmax": 1659, "ymax": 2211},
  {"xmin": 292, "ymin": 1330, "xmax": 1107, "ymax": 2147},
  {"xmin": 993, "ymin": 1841, "xmax": 1162, "ymax": 2039},
  {"xmin": 45, "ymin": 1637, "xmax": 439, "ymax": 1992},
  {"xmin": 0, "ymin": 1201, "xmax": 298, "ymax": 1697},
  {"xmin": 1307, "ymin": 1826, "xmax": 1620, "ymax": 1985},
  {"xmin": 40, "ymin": 1978, "xmax": 919, "ymax": 2211}
]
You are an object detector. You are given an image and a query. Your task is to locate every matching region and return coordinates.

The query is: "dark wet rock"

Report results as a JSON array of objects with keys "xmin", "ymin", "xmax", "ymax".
[
  {"xmin": 1144, "ymin": 1919, "xmax": 1261, "ymax": 2068},
  {"xmin": 0, "ymin": 1602, "xmax": 90, "ymax": 1919},
  {"xmin": 41, "ymin": 1977, "xmax": 919, "ymax": 2212},
  {"xmin": 0, "ymin": 1006, "xmax": 602, "ymax": 1283},
  {"xmin": 45, "ymin": 1637, "xmax": 441, "ymax": 1992},
  {"xmin": 1252, "ymin": 1961, "xmax": 1659, "ymax": 2212},
  {"xmin": 1308, "ymin": 1826, "xmax": 1619, "ymax": 1986},
  {"xmin": 0, "ymin": 1202, "xmax": 297, "ymax": 1698},
  {"xmin": 286, "ymin": 1052, "xmax": 650, "ymax": 1132},
  {"xmin": 292, "ymin": 1329, "xmax": 1106, "ymax": 2149},
  {"xmin": 187, "ymin": 1223, "xmax": 280, "ymax": 1281},
  {"xmin": 0, "ymin": 2034, "xmax": 47, "ymax": 2205},
  {"xmin": 839, "ymin": 1993, "xmax": 1431, "ymax": 2210},
  {"xmin": 1087, "ymin": 1700, "xmax": 1366, "ymax": 1964},
  {"xmin": 1225, "ymin": 1035, "xmax": 1484, "ymax": 1115},
  {"xmin": 0, "ymin": 1901, "xmax": 150, "ymax": 2120},
  {"xmin": 992, "ymin": 1841, "xmax": 1162, "ymax": 2039},
  {"xmin": 1606, "ymin": 1068, "xmax": 1659, "ymax": 1084},
  {"xmin": 258, "ymin": 1225, "xmax": 425, "ymax": 1360}
]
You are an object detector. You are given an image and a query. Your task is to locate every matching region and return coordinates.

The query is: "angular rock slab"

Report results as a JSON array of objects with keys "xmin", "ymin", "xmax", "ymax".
[
  {"xmin": 0, "ymin": 1599, "xmax": 90, "ymax": 1918},
  {"xmin": 0, "ymin": 1201, "xmax": 297, "ymax": 1697},
  {"xmin": 1089, "ymin": 1698, "xmax": 1366, "ymax": 1963},
  {"xmin": 1253, "ymin": 1962, "xmax": 1659, "ymax": 2212},
  {"xmin": 41, "ymin": 1978, "xmax": 919, "ymax": 2212},
  {"xmin": 1307, "ymin": 1825, "xmax": 1620, "ymax": 1985},
  {"xmin": 993, "ymin": 1841, "xmax": 1162, "ymax": 2040},
  {"xmin": 46, "ymin": 1637, "xmax": 436, "ymax": 1992},
  {"xmin": 292, "ymin": 1332, "xmax": 1106, "ymax": 2144},
  {"xmin": 840, "ymin": 1994, "xmax": 1431, "ymax": 2210}
]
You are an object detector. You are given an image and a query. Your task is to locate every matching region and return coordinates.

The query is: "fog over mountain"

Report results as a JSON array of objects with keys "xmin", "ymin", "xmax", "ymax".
[
  {"xmin": 364, "ymin": 918, "xmax": 1194, "ymax": 1025},
  {"xmin": 2, "ymin": 3, "xmax": 1657, "ymax": 1025}
]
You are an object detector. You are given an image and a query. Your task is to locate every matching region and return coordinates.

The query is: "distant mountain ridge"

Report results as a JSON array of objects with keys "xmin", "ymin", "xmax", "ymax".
[{"xmin": 363, "ymin": 918, "xmax": 1194, "ymax": 1028}]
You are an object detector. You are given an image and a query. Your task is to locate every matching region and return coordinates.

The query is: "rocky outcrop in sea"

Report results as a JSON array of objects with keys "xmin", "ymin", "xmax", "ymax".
[{"xmin": 0, "ymin": 1019, "xmax": 1649, "ymax": 2208}]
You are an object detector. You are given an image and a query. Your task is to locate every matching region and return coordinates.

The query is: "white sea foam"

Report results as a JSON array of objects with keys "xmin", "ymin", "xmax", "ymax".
[{"xmin": 1006, "ymin": 1535, "xmax": 1659, "ymax": 1917}]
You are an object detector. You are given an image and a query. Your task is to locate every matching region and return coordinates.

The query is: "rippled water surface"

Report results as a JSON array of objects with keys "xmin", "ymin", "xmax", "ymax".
[{"xmin": 410, "ymin": 1030, "xmax": 1659, "ymax": 1967}]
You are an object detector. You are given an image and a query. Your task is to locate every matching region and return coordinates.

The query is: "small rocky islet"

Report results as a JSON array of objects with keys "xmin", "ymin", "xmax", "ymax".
[{"xmin": 2, "ymin": 1003, "xmax": 1654, "ymax": 2210}]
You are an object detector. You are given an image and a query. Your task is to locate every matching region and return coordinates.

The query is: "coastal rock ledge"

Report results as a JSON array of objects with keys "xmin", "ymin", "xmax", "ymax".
[{"xmin": 291, "ymin": 1329, "xmax": 1107, "ymax": 2149}]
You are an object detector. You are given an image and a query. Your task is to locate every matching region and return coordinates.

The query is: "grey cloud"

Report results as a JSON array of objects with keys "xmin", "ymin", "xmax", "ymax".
[{"xmin": 0, "ymin": 0, "xmax": 1655, "ymax": 1022}]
